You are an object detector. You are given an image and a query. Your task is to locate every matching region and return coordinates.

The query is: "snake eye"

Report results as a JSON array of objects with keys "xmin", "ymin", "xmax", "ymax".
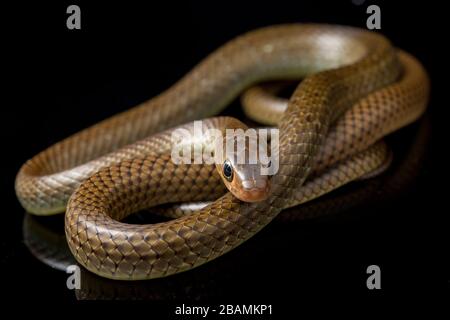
[{"xmin": 223, "ymin": 160, "xmax": 233, "ymax": 181}]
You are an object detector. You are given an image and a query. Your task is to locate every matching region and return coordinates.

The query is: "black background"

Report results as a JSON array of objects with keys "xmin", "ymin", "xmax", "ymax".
[{"xmin": 2, "ymin": 0, "xmax": 448, "ymax": 313}]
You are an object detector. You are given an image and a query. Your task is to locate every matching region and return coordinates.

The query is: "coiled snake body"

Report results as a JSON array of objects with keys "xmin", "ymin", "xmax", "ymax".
[{"xmin": 15, "ymin": 24, "xmax": 429, "ymax": 280}]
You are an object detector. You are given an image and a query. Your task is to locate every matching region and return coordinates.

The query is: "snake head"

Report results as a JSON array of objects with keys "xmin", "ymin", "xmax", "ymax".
[
  {"xmin": 216, "ymin": 153, "xmax": 271, "ymax": 203},
  {"xmin": 217, "ymin": 159, "xmax": 270, "ymax": 202}
]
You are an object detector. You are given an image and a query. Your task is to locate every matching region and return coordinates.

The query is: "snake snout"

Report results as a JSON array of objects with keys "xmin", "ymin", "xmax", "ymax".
[{"xmin": 237, "ymin": 178, "xmax": 270, "ymax": 202}]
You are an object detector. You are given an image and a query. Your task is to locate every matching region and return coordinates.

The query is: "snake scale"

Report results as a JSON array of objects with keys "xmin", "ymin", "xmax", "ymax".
[{"xmin": 15, "ymin": 24, "xmax": 429, "ymax": 280}]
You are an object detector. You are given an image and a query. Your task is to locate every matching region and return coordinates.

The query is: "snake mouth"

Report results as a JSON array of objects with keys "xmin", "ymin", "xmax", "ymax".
[{"xmin": 233, "ymin": 180, "xmax": 270, "ymax": 202}]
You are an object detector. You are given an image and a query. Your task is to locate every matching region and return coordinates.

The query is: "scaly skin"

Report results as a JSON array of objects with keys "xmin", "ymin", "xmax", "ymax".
[{"xmin": 15, "ymin": 24, "xmax": 429, "ymax": 280}]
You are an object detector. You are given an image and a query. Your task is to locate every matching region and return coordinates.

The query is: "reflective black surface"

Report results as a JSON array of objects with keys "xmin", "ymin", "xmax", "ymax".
[
  {"xmin": 2, "ymin": 0, "xmax": 448, "ymax": 310},
  {"xmin": 20, "ymin": 118, "xmax": 434, "ymax": 301}
]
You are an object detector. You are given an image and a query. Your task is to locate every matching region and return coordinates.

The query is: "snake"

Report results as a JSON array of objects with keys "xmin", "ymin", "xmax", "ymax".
[
  {"xmin": 22, "ymin": 116, "xmax": 431, "ymax": 300},
  {"xmin": 15, "ymin": 24, "xmax": 429, "ymax": 280}
]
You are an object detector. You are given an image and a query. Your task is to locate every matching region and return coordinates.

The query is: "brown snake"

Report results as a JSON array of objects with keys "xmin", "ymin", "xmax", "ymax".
[{"xmin": 15, "ymin": 24, "xmax": 429, "ymax": 280}]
